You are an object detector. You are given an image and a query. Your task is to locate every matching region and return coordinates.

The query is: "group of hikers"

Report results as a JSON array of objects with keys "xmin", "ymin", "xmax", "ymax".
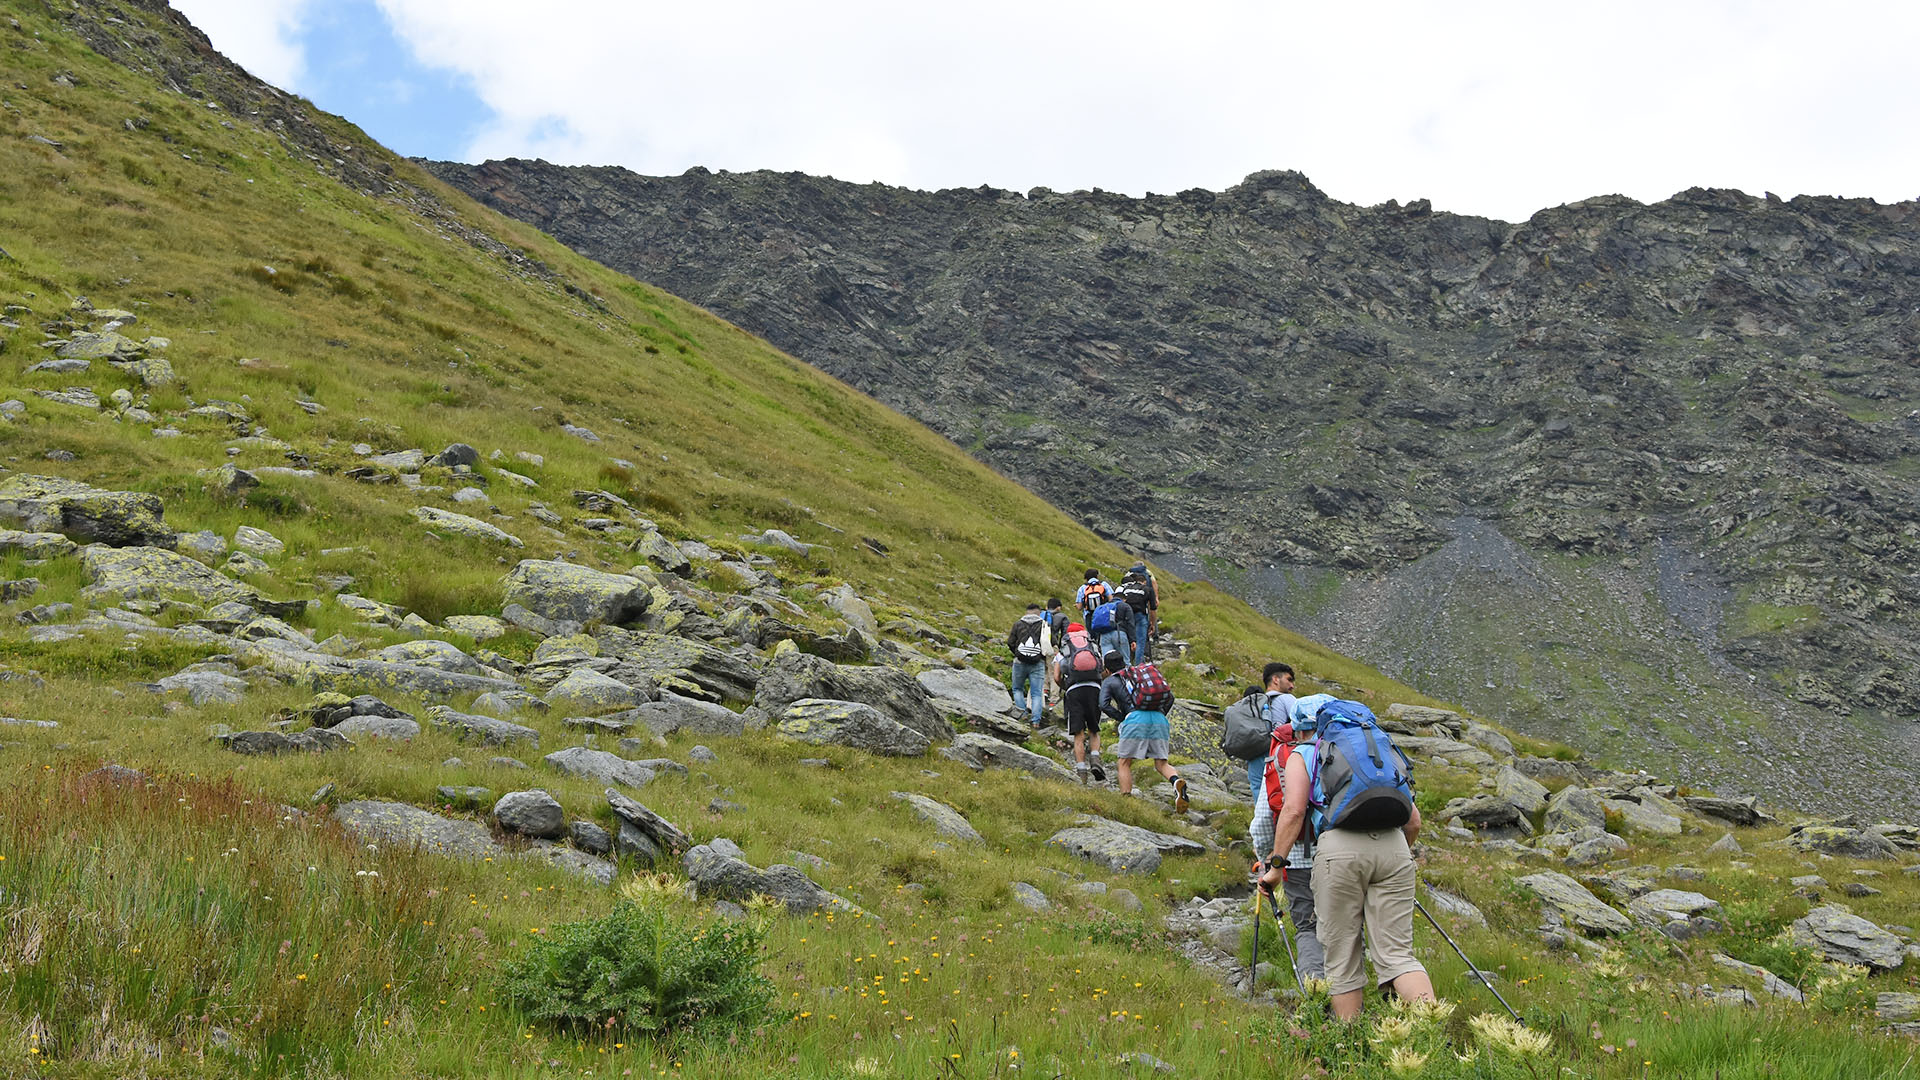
[{"xmin": 1005, "ymin": 565, "xmax": 1438, "ymax": 1021}]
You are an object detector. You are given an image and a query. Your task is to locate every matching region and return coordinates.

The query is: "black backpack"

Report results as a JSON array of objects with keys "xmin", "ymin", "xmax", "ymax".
[
  {"xmin": 1117, "ymin": 577, "xmax": 1151, "ymax": 610},
  {"xmin": 1008, "ymin": 617, "xmax": 1046, "ymax": 661}
]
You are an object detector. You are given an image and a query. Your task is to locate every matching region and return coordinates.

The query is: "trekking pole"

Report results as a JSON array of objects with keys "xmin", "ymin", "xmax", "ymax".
[
  {"xmin": 1249, "ymin": 887, "xmax": 1262, "ymax": 990},
  {"xmin": 1412, "ymin": 896, "xmax": 1524, "ymax": 1024},
  {"xmin": 1253, "ymin": 883, "xmax": 1300, "ymax": 989}
]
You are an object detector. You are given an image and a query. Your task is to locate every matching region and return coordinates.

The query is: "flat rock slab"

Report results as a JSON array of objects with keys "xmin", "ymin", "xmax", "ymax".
[
  {"xmin": 1712, "ymin": 953, "xmax": 1804, "ymax": 1002},
  {"xmin": 545, "ymin": 746, "xmax": 658, "ymax": 788},
  {"xmin": 1048, "ymin": 814, "xmax": 1206, "ymax": 874},
  {"xmin": 81, "ymin": 544, "xmax": 252, "ymax": 607},
  {"xmin": 506, "ymin": 560, "xmax": 652, "ymax": 625},
  {"xmin": 414, "ymin": 506, "xmax": 522, "ymax": 546},
  {"xmin": 891, "ymin": 791, "xmax": 983, "ymax": 843},
  {"xmin": 620, "ymin": 691, "xmax": 749, "ymax": 738},
  {"xmin": 220, "ymin": 729, "xmax": 351, "ymax": 755},
  {"xmin": 1791, "ymin": 905, "xmax": 1908, "ymax": 970},
  {"xmin": 916, "ymin": 665, "xmax": 1016, "ymax": 720},
  {"xmin": 1602, "ymin": 798, "xmax": 1682, "ymax": 836},
  {"xmin": 333, "ymin": 800, "xmax": 504, "ymax": 860},
  {"xmin": 1517, "ymin": 871, "xmax": 1631, "ymax": 936},
  {"xmin": 426, "ymin": 705, "xmax": 541, "ymax": 746},
  {"xmin": 777, "ymin": 698, "xmax": 930, "ymax": 756},
  {"xmin": 939, "ymin": 732, "xmax": 1075, "ymax": 783},
  {"xmin": 1544, "ymin": 786, "xmax": 1608, "ymax": 833},
  {"xmin": 681, "ymin": 842, "xmax": 865, "ymax": 917},
  {"xmin": 236, "ymin": 641, "xmax": 518, "ymax": 700},
  {"xmin": 1789, "ymin": 827, "xmax": 1899, "ymax": 861},
  {"xmin": 606, "ymin": 789, "xmax": 693, "ymax": 855},
  {"xmin": 755, "ymin": 651, "xmax": 949, "ymax": 741},
  {"xmin": 374, "ymin": 639, "xmax": 486, "ymax": 674},
  {"xmin": 331, "ymin": 714, "xmax": 420, "ymax": 740}
]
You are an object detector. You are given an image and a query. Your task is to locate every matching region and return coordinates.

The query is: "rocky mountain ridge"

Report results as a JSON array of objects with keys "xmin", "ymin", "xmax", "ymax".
[{"xmin": 421, "ymin": 158, "xmax": 1920, "ymax": 802}]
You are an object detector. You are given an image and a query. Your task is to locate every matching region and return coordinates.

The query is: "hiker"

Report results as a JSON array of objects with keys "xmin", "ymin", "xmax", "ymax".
[
  {"xmin": 1116, "ymin": 563, "xmax": 1159, "ymax": 664},
  {"xmin": 1247, "ymin": 678, "xmax": 1324, "ymax": 985},
  {"xmin": 1075, "ymin": 569, "xmax": 1113, "ymax": 622},
  {"xmin": 1088, "ymin": 594, "xmax": 1134, "ymax": 667},
  {"xmin": 1260, "ymin": 695, "xmax": 1432, "ymax": 1019},
  {"xmin": 1005, "ymin": 602, "xmax": 1052, "ymax": 728},
  {"xmin": 1100, "ymin": 651, "xmax": 1186, "ymax": 812},
  {"xmin": 1253, "ymin": 662, "xmax": 1295, "ymax": 797},
  {"xmin": 1056, "ymin": 621, "xmax": 1106, "ymax": 783},
  {"xmin": 1043, "ymin": 597, "xmax": 1070, "ymax": 712}
]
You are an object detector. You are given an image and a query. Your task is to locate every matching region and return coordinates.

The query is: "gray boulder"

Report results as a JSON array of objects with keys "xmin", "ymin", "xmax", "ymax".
[
  {"xmin": 1047, "ymin": 814, "xmax": 1206, "ymax": 874},
  {"xmin": 237, "ymin": 642, "xmax": 518, "ymax": 701},
  {"xmin": 891, "ymin": 792, "xmax": 984, "ymax": 843},
  {"xmin": 425, "ymin": 705, "xmax": 540, "ymax": 746},
  {"xmin": 1788, "ymin": 827, "xmax": 1899, "ymax": 861},
  {"xmin": 0, "ymin": 529, "xmax": 78, "ymax": 559},
  {"xmin": 621, "ymin": 691, "xmax": 750, "ymax": 738},
  {"xmin": 333, "ymin": 800, "xmax": 504, "ymax": 860},
  {"xmin": 413, "ymin": 506, "xmax": 523, "ymax": 547},
  {"xmin": 1516, "ymin": 871, "xmax": 1631, "ymax": 936},
  {"xmin": 494, "ymin": 790, "xmax": 567, "ymax": 839},
  {"xmin": 1011, "ymin": 882, "xmax": 1050, "ymax": 912},
  {"xmin": 544, "ymin": 746, "xmax": 658, "ymax": 788},
  {"xmin": 1711, "ymin": 953, "xmax": 1803, "ymax": 1002},
  {"xmin": 374, "ymin": 639, "xmax": 486, "ymax": 674},
  {"xmin": 1439, "ymin": 795, "xmax": 1534, "ymax": 837},
  {"xmin": 1462, "ymin": 723, "xmax": 1516, "ymax": 758},
  {"xmin": 1791, "ymin": 906, "xmax": 1907, "ymax": 970},
  {"xmin": 81, "ymin": 544, "xmax": 252, "ymax": 607},
  {"xmin": 505, "ymin": 560, "xmax": 653, "ymax": 625},
  {"xmin": 756, "ymin": 650, "xmax": 950, "ymax": 742},
  {"xmin": 545, "ymin": 667, "xmax": 651, "ymax": 713},
  {"xmin": 821, "ymin": 584, "xmax": 879, "ymax": 637},
  {"xmin": 939, "ymin": 732, "xmax": 1076, "ymax": 783},
  {"xmin": 916, "ymin": 665, "xmax": 1018, "ymax": 727},
  {"xmin": 631, "ymin": 531, "xmax": 692, "ymax": 577},
  {"xmin": 156, "ymin": 669, "xmax": 248, "ymax": 705},
  {"xmin": 1494, "ymin": 766, "xmax": 1550, "ymax": 816},
  {"xmin": 0, "ymin": 473, "xmax": 173, "ymax": 547},
  {"xmin": 428, "ymin": 443, "xmax": 480, "ymax": 468},
  {"xmin": 1684, "ymin": 795, "xmax": 1769, "ymax": 827},
  {"xmin": 332, "ymin": 713, "xmax": 420, "ymax": 740},
  {"xmin": 1602, "ymin": 796, "xmax": 1683, "ymax": 837},
  {"xmin": 1544, "ymin": 785, "xmax": 1608, "ymax": 833},
  {"xmin": 777, "ymin": 699, "xmax": 930, "ymax": 756},
  {"xmin": 681, "ymin": 843, "xmax": 865, "ymax": 917},
  {"xmin": 570, "ymin": 820, "xmax": 613, "ymax": 856},
  {"xmin": 606, "ymin": 788, "xmax": 693, "ymax": 857},
  {"xmin": 1629, "ymin": 889, "xmax": 1724, "ymax": 938},
  {"xmin": 595, "ymin": 626, "xmax": 761, "ymax": 702},
  {"xmin": 522, "ymin": 840, "xmax": 616, "ymax": 886}
]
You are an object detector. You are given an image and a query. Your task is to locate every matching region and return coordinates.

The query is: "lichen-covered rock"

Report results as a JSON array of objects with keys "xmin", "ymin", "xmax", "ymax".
[
  {"xmin": 56, "ymin": 330, "xmax": 144, "ymax": 361},
  {"xmin": 755, "ymin": 650, "xmax": 949, "ymax": 741},
  {"xmin": 232, "ymin": 525, "xmax": 285, "ymax": 558},
  {"xmin": 0, "ymin": 474, "xmax": 173, "ymax": 547},
  {"xmin": 220, "ymin": 728, "xmax": 352, "ymax": 755},
  {"xmin": 0, "ymin": 529, "xmax": 77, "ymax": 559},
  {"xmin": 494, "ymin": 790, "xmax": 566, "ymax": 839},
  {"xmin": 333, "ymin": 800, "xmax": 504, "ymax": 860},
  {"xmin": 1791, "ymin": 906, "xmax": 1907, "ymax": 970},
  {"xmin": 1629, "ymin": 889, "xmax": 1723, "ymax": 937},
  {"xmin": 81, "ymin": 544, "xmax": 253, "ymax": 606},
  {"xmin": 1788, "ymin": 826, "xmax": 1899, "ymax": 861},
  {"xmin": 1602, "ymin": 796, "xmax": 1682, "ymax": 836},
  {"xmin": 544, "ymin": 746, "xmax": 658, "ymax": 788},
  {"xmin": 1047, "ymin": 814, "xmax": 1206, "ymax": 874},
  {"xmin": 1516, "ymin": 871, "xmax": 1631, "ymax": 936},
  {"xmin": 544, "ymin": 667, "xmax": 651, "ymax": 714},
  {"xmin": 891, "ymin": 791, "xmax": 983, "ymax": 843},
  {"xmin": 505, "ymin": 560, "xmax": 652, "ymax": 625},
  {"xmin": 531, "ymin": 633, "xmax": 600, "ymax": 664},
  {"xmin": 443, "ymin": 614, "xmax": 509, "ymax": 641},
  {"xmin": 939, "ymin": 732, "xmax": 1076, "ymax": 783},
  {"xmin": 332, "ymin": 713, "xmax": 420, "ymax": 740},
  {"xmin": 776, "ymin": 699, "xmax": 930, "ymax": 756},
  {"xmin": 236, "ymin": 641, "xmax": 518, "ymax": 700},
  {"xmin": 631, "ymin": 531, "xmax": 692, "ymax": 577},
  {"xmin": 413, "ymin": 506, "xmax": 523, "ymax": 546}
]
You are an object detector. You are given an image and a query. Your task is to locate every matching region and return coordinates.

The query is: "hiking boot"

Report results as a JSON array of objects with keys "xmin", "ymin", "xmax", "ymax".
[
  {"xmin": 1089, "ymin": 756, "xmax": 1106, "ymax": 783},
  {"xmin": 1172, "ymin": 775, "xmax": 1189, "ymax": 814},
  {"xmin": 1074, "ymin": 763, "xmax": 1091, "ymax": 785}
]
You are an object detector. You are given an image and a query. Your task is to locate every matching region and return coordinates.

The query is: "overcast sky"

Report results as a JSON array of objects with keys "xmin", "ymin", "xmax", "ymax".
[{"xmin": 174, "ymin": 0, "xmax": 1920, "ymax": 222}]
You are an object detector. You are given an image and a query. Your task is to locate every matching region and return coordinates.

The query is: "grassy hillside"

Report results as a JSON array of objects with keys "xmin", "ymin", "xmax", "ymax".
[{"xmin": 0, "ymin": 2, "xmax": 1917, "ymax": 1078}]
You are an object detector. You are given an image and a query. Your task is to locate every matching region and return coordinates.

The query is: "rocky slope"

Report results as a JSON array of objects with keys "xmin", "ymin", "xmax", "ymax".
[{"xmin": 420, "ymin": 158, "xmax": 1920, "ymax": 805}]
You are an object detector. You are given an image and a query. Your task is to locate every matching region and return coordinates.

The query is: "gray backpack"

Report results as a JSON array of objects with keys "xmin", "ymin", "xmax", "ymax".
[{"xmin": 1218, "ymin": 692, "xmax": 1270, "ymax": 760}]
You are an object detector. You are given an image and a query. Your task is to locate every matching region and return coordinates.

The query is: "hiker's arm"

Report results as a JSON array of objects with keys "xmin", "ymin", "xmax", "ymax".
[
  {"xmin": 1268, "ymin": 754, "xmax": 1310, "ymax": 864},
  {"xmin": 1402, "ymin": 803, "xmax": 1422, "ymax": 846}
]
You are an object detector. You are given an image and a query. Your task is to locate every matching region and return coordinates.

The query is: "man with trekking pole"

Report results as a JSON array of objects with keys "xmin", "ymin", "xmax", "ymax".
[{"xmin": 1259, "ymin": 695, "xmax": 1435, "ymax": 1020}]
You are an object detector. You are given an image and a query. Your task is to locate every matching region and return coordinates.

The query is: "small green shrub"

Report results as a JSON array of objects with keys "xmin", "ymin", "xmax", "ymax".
[{"xmin": 502, "ymin": 901, "xmax": 777, "ymax": 1039}]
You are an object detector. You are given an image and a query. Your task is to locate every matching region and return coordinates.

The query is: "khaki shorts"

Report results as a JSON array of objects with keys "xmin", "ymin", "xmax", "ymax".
[{"xmin": 1311, "ymin": 827, "xmax": 1426, "ymax": 996}]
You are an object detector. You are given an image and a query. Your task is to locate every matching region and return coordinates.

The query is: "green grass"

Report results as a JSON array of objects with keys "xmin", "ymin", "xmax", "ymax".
[{"xmin": 1, "ymin": 3, "xmax": 1918, "ymax": 1077}]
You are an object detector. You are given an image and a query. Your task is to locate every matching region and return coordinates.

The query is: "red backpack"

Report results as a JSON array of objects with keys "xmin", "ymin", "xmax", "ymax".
[
  {"xmin": 1057, "ymin": 628, "xmax": 1102, "ymax": 687},
  {"xmin": 1120, "ymin": 662, "xmax": 1174, "ymax": 713}
]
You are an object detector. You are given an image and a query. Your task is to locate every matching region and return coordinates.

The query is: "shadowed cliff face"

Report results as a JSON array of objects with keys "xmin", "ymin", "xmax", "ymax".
[{"xmin": 423, "ymin": 158, "xmax": 1920, "ymax": 798}]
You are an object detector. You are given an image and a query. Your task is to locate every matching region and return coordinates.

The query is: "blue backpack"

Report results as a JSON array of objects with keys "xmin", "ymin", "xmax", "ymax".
[
  {"xmin": 1088, "ymin": 600, "xmax": 1121, "ymax": 634},
  {"xmin": 1307, "ymin": 700, "xmax": 1414, "ymax": 834}
]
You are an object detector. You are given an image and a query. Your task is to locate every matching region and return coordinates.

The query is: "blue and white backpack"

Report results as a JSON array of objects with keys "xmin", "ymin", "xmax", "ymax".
[{"xmin": 1305, "ymin": 699, "xmax": 1414, "ymax": 835}]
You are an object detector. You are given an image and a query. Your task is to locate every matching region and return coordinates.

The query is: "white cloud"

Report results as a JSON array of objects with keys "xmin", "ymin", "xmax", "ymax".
[
  {"xmin": 199, "ymin": 0, "xmax": 1920, "ymax": 220},
  {"xmin": 170, "ymin": 0, "xmax": 315, "ymax": 88}
]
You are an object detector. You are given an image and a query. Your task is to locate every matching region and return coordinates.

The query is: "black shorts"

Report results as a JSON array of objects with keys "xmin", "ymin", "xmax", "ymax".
[{"xmin": 1064, "ymin": 684, "xmax": 1102, "ymax": 735}]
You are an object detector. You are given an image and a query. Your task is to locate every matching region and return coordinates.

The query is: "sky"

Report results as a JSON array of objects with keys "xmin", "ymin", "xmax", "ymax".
[{"xmin": 172, "ymin": 0, "xmax": 1920, "ymax": 222}]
